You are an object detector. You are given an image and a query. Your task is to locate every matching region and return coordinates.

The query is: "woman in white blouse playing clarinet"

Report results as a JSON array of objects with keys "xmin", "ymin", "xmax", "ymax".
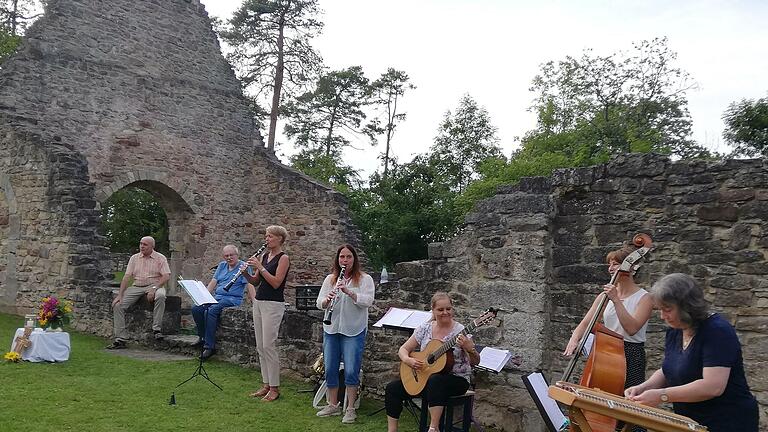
[{"xmin": 315, "ymin": 244, "xmax": 375, "ymax": 424}]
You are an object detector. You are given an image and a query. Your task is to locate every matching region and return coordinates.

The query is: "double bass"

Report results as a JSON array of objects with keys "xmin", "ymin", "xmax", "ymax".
[{"xmin": 561, "ymin": 233, "xmax": 653, "ymax": 432}]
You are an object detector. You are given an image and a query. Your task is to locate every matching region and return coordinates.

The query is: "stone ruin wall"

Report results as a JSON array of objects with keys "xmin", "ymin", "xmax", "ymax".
[
  {"xmin": 353, "ymin": 153, "xmax": 767, "ymax": 431},
  {"xmin": 0, "ymin": 0, "xmax": 361, "ymax": 334}
]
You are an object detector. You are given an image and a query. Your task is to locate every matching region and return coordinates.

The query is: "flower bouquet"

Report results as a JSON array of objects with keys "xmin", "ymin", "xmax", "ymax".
[
  {"xmin": 3, "ymin": 351, "xmax": 21, "ymax": 362},
  {"xmin": 37, "ymin": 296, "xmax": 74, "ymax": 330}
]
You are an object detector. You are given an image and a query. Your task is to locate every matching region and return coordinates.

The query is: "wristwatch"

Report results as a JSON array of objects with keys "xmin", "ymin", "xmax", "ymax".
[{"xmin": 660, "ymin": 389, "xmax": 669, "ymax": 403}]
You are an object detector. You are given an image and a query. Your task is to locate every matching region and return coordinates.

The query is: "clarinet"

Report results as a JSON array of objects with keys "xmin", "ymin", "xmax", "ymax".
[
  {"xmin": 323, "ymin": 265, "xmax": 346, "ymax": 325},
  {"xmin": 223, "ymin": 242, "xmax": 268, "ymax": 291}
]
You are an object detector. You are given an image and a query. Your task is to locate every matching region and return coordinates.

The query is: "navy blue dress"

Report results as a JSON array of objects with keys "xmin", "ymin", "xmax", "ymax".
[{"xmin": 662, "ymin": 314, "xmax": 758, "ymax": 432}]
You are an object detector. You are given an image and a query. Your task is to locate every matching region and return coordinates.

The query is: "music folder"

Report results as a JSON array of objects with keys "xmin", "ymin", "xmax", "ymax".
[{"xmin": 178, "ymin": 279, "xmax": 217, "ymax": 306}]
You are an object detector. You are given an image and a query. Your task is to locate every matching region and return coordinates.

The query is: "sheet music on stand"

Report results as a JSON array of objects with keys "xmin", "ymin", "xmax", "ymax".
[
  {"xmin": 476, "ymin": 346, "xmax": 515, "ymax": 373},
  {"xmin": 372, "ymin": 307, "xmax": 433, "ymax": 331},
  {"xmin": 522, "ymin": 372, "xmax": 569, "ymax": 432},
  {"xmin": 581, "ymin": 333, "xmax": 595, "ymax": 357},
  {"xmin": 178, "ymin": 279, "xmax": 217, "ymax": 306}
]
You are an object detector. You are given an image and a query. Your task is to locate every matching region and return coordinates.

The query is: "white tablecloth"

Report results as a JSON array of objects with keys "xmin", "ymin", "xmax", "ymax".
[{"xmin": 10, "ymin": 328, "xmax": 71, "ymax": 362}]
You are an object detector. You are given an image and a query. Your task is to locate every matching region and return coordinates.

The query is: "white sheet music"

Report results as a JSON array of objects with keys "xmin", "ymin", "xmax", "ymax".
[
  {"xmin": 525, "ymin": 372, "xmax": 569, "ymax": 431},
  {"xmin": 581, "ymin": 333, "xmax": 595, "ymax": 357},
  {"xmin": 178, "ymin": 279, "xmax": 217, "ymax": 306},
  {"xmin": 401, "ymin": 310, "xmax": 432, "ymax": 328},
  {"xmin": 373, "ymin": 307, "xmax": 432, "ymax": 329},
  {"xmin": 478, "ymin": 347, "xmax": 513, "ymax": 372},
  {"xmin": 373, "ymin": 308, "xmax": 412, "ymax": 327}
]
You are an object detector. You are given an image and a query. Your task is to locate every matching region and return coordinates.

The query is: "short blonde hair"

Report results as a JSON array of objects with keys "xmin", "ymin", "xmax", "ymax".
[{"xmin": 266, "ymin": 225, "xmax": 288, "ymax": 244}]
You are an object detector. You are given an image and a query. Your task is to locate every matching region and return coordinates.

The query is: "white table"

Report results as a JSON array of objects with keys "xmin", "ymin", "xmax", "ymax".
[{"xmin": 10, "ymin": 328, "xmax": 71, "ymax": 362}]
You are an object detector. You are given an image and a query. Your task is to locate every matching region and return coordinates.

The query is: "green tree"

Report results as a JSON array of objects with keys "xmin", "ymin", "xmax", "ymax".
[
  {"xmin": 289, "ymin": 147, "xmax": 360, "ymax": 191},
  {"xmin": 100, "ymin": 188, "xmax": 169, "ymax": 255},
  {"xmin": 0, "ymin": 0, "xmax": 43, "ymax": 65},
  {"xmin": 366, "ymin": 68, "xmax": 415, "ymax": 178},
  {"xmin": 284, "ymin": 65, "xmax": 372, "ymax": 156},
  {"xmin": 220, "ymin": 0, "xmax": 324, "ymax": 151},
  {"xmin": 347, "ymin": 156, "xmax": 460, "ymax": 268},
  {"xmin": 528, "ymin": 37, "xmax": 709, "ymax": 161},
  {"xmin": 723, "ymin": 95, "xmax": 768, "ymax": 157},
  {"xmin": 0, "ymin": 27, "xmax": 19, "ymax": 64},
  {"xmin": 456, "ymin": 38, "xmax": 717, "ymax": 214},
  {"xmin": 431, "ymin": 94, "xmax": 503, "ymax": 193}
]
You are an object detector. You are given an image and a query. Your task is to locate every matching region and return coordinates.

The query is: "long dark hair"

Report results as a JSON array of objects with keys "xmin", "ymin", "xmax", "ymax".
[{"xmin": 332, "ymin": 244, "xmax": 362, "ymax": 285}]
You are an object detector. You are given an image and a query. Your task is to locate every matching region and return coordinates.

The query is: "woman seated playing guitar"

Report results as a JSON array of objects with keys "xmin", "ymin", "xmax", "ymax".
[{"xmin": 384, "ymin": 292, "xmax": 481, "ymax": 432}]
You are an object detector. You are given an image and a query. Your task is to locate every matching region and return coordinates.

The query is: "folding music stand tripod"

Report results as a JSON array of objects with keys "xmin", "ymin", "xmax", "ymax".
[
  {"xmin": 173, "ymin": 299, "xmax": 222, "ymax": 392},
  {"xmin": 175, "ymin": 331, "xmax": 223, "ymax": 391}
]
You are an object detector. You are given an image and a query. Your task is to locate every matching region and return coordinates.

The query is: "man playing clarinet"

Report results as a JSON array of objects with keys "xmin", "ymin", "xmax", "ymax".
[{"xmin": 192, "ymin": 245, "xmax": 254, "ymax": 360}]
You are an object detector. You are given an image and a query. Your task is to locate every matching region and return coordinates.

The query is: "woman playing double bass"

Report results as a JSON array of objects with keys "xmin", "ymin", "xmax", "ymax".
[{"xmin": 563, "ymin": 245, "xmax": 654, "ymax": 431}]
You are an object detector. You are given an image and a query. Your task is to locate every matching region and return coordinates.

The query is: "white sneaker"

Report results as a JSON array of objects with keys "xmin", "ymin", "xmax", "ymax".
[
  {"xmin": 316, "ymin": 403, "xmax": 341, "ymax": 417},
  {"xmin": 341, "ymin": 408, "xmax": 357, "ymax": 424}
]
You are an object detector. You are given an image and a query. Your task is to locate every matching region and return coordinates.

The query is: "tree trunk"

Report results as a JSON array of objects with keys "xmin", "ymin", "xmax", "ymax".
[
  {"xmin": 267, "ymin": 4, "xmax": 288, "ymax": 152},
  {"xmin": 10, "ymin": 0, "xmax": 20, "ymax": 36},
  {"xmin": 326, "ymin": 105, "xmax": 338, "ymax": 156},
  {"xmin": 383, "ymin": 94, "xmax": 397, "ymax": 179}
]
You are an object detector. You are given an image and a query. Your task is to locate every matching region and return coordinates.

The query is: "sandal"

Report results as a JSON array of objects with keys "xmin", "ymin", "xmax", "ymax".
[
  {"xmin": 249, "ymin": 385, "xmax": 271, "ymax": 398},
  {"xmin": 262, "ymin": 389, "xmax": 280, "ymax": 402}
]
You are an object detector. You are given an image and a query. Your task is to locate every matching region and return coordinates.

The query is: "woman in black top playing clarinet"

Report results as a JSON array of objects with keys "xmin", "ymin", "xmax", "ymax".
[{"xmin": 242, "ymin": 225, "xmax": 290, "ymax": 402}]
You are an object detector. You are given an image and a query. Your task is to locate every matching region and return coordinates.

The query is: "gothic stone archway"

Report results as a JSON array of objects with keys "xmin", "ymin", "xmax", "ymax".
[{"xmin": 96, "ymin": 174, "xmax": 199, "ymax": 295}]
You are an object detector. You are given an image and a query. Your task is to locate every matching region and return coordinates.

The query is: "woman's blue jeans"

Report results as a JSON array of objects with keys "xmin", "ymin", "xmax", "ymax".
[{"xmin": 323, "ymin": 329, "xmax": 366, "ymax": 388}]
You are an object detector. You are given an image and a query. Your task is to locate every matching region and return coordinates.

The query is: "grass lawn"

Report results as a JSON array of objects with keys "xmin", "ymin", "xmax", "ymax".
[{"xmin": 0, "ymin": 312, "xmax": 418, "ymax": 431}]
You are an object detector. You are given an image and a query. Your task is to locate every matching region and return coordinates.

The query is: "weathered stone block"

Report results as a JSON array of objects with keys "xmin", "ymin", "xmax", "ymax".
[
  {"xmin": 719, "ymin": 189, "xmax": 756, "ymax": 202},
  {"xmin": 712, "ymin": 289, "xmax": 754, "ymax": 307},
  {"xmin": 698, "ymin": 205, "xmax": 738, "ymax": 222},
  {"xmin": 740, "ymin": 201, "xmax": 768, "ymax": 220},
  {"xmin": 557, "ymin": 191, "xmax": 615, "ymax": 216},
  {"xmin": 554, "ymin": 264, "xmax": 606, "ymax": 284},
  {"xmin": 729, "ymin": 224, "xmax": 753, "ymax": 250},
  {"xmin": 678, "ymin": 227, "xmax": 712, "ymax": 241},
  {"xmin": 736, "ymin": 316, "xmax": 768, "ymax": 332},
  {"xmin": 678, "ymin": 240, "xmax": 723, "ymax": 254}
]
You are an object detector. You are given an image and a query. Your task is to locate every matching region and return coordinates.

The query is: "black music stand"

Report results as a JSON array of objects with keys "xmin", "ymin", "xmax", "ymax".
[
  {"xmin": 174, "ymin": 279, "xmax": 223, "ymax": 394},
  {"xmin": 176, "ymin": 335, "xmax": 222, "ymax": 391},
  {"xmin": 175, "ymin": 306, "xmax": 223, "ymax": 392}
]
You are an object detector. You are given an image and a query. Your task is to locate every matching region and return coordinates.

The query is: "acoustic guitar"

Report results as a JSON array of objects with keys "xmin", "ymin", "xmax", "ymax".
[{"xmin": 400, "ymin": 308, "xmax": 498, "ymax": 396}]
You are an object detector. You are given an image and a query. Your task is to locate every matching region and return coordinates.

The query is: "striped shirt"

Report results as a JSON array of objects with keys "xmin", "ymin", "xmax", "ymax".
[{"xmin": 125, "ymin": 251, "xmax": 170, "ymax": 287}]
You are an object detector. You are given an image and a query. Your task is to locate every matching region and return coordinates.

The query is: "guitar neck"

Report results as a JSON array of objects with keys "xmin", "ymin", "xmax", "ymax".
[{"xmin": 433, "ymin": 321, "xmax": 478, "ymax": 358}]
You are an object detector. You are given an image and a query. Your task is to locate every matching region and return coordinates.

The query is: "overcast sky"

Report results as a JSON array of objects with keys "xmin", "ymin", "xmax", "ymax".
[{"xmin": 201, "ymin": 0, "xmax": 768, "ymax": 175}]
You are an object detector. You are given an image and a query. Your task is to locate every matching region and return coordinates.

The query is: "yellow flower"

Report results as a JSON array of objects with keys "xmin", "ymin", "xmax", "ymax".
[
  {"xmin": 4, "ymin": 351, "xmax": 21, "ymax": 362},
  {"xmin": 39, "ymin": 318, "xmax": 48, "ymax": 326}
]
